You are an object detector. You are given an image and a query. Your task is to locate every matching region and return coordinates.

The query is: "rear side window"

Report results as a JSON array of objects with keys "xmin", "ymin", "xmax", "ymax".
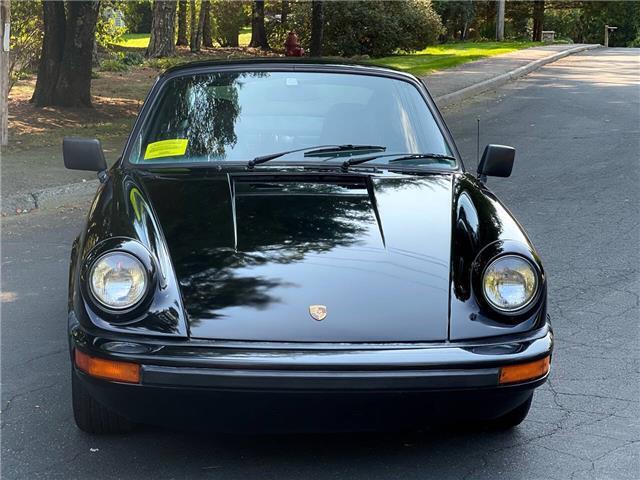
[{"xmin": 129, "ymin": 71, "xmax": 454, "ymax": 167}]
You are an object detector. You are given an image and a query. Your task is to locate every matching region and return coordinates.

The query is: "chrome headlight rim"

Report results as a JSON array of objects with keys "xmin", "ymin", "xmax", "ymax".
[
  {"xmin": 88, "ymin": 250, "xmax": 149, "ymax": 311},
  {"xmin": 482, "ymin": 254, "xmax": 540, "ymax": 315}
]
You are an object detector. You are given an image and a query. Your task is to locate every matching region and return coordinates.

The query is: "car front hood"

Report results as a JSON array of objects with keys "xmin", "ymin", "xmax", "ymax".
[{"xmin": 140, "ymin": 171, "xmax": 453, "ymax": 342}]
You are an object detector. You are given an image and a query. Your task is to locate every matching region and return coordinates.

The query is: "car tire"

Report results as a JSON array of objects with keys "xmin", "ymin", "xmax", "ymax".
[
  {"xmin": 483, "ymin": 393, "xmax": 533, "ymax": 430},
  {"xmin": 72, "ymin": 372, "xmax": 134, "ymax": 434}
]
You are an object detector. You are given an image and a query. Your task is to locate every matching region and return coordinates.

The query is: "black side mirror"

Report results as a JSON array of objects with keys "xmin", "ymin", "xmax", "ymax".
[
  {"xmin": 63, "ymin": 137, "xmax": 107, "ymax": 172},
  {"xmin": 477, "ymin": 144, "xmax": 515, "ymax": 181}
]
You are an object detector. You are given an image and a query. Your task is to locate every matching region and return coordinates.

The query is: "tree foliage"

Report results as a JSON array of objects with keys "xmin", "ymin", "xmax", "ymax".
[
  {"xmin": 212, "ymin": 0, "xmax": 248, "ymax": 48},
  {"xmin": 123, "ymin": 0, "xmax": 153, "ymax": 34},
  {"xmin": 8, "ymin": 0, "xmax": 43, "ymax": 92}
]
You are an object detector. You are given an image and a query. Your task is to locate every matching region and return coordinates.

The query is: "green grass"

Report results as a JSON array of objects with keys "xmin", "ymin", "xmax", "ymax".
[
  {"xmin": 114, "ymin": 29, "xmax": 252, "ymax": 49},
  {"xmin": 239, "ymin": 26, "xmax": 251, "ymax": 47},
  {"xmin": 373, "ymin": 41, "xmax": 541, "ymax": 76},
  {"xmin": 112, "ymin": 33, "xmax": 150, "ymax": 49}
]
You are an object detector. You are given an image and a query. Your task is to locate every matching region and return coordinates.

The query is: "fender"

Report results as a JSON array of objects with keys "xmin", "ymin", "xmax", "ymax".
[
  {"xmin": 449, "ymin": 173, "xmax": 547, "ymax": 340},
  {"xmin": 69, "ymin": 166, "xmax": 188, "ymax": 337}
]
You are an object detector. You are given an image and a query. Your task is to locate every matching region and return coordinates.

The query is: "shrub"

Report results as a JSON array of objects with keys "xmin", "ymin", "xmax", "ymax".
[
  {"xmin": 122, "ymin": 52, "xmax": 145, "ymax": 66},
  {"xmin": 97, "ymin": 6, "xmax": 128, "ymax": 50},
  {"xmin": 145, "ymin": 56, "xmax": 188, "ymax": 70},
  {"xmin": 268, "ymin": 1, "xmax": 444, "ymax": 58},
  {"xmin": 100, "ymin": 58, "xmax": 129, "ymax": 72}
]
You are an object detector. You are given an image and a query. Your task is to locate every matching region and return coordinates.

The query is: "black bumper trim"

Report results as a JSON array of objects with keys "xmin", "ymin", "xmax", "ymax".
[{"xmin": 142, "ymin": 365, "xmax": 500, "ymax": 390}]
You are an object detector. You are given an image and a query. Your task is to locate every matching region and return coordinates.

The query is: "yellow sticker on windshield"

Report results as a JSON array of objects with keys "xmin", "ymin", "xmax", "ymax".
[{"xmin": 143, "ymin": 139, "xmax": 188, "ymax": 160}]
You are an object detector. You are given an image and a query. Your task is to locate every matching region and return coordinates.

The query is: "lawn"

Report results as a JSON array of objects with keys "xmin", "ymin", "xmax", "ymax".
[
  {"xmin": 374, "ymin": 41, "xmax": 541, "ymax": 76},
  {"xmin": 113, "ymin": 28, "xmax": 253, "ymax": 49},
  {"xmin": 239, "ymin": 26, "xmax": 251, "ymax": 47},
  {"xmin": 112, "ymin": 33, "xmax": 150, "ymax": 49}
]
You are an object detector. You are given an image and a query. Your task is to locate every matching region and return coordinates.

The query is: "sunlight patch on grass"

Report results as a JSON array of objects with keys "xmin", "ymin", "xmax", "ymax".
[
  {"xmin": 373, "ymin": 41, "xmax": 541, "ymax": 76},
  {"xmin": 112, "ymin": 33, "xmax": 150, "ymax": 49},
  {"xmin": 239, "ymin": 26, "xmax": 251, "ymax": 47}
]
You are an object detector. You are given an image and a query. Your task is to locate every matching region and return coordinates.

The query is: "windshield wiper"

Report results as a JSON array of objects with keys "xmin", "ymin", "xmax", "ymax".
[
  {"xmin": 341, "ymin": 152, "xmax": 457, "ymax": 171},
  {"xmin": 247, "ymin": 144, "xmax": 386, "ymax": 169}
]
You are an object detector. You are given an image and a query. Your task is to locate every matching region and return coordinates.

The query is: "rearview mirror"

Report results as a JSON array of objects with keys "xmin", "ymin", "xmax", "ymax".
[
  {"xmin": 63, "ymin": 137, "xmax": 107, "ymax": 172},
  {"xmin": 477, "ymin": 144, "xmax": 515, "ymax": 180}
]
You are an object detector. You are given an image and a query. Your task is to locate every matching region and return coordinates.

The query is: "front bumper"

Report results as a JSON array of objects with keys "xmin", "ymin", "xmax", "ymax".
[
  {"xmin": 71, "ymin": 323, "xmax": 553, "ymax": 393},
  {"xmin": 71, "ymin": 323, "xmax": 552, "ymax": 430}
]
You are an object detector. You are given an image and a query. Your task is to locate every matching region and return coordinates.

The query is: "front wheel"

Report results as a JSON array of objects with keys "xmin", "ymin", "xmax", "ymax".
[
  {"xmin": 483, "ymin": 393, "xmax": 533, "ymax": 430},
  {"xmin": 72, "ymin": 372, "xmax": 134, "ymax": 434}
]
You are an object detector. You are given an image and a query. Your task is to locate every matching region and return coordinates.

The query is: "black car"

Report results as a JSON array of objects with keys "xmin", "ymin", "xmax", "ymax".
[{"xmin": 64, "ymin": 59, "xmax": 552, "ymax": 434}]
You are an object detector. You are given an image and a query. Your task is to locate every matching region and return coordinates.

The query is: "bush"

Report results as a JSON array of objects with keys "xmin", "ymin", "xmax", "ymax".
[
  {"xmin": 268, "ymin": 1, "xmax": 444, "ymax": 58},
  {"xmin": 97, "ymin": 5, "xmax": 128, "ymax": 50},
  {"xmin": 100, "ymin": 58, "xmax": 129, "ymax": 72},
  {"xmin": 145, "ymin": 56, "xmax": 188, "ymax": 70},
  {"xmin": 122, "ymin": 52, "xmax": 145, "ymax": 66}
]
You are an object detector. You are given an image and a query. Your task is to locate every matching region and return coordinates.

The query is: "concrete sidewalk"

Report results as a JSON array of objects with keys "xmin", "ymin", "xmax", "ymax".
[
  {"xmin": 423, "ymin": 43, "xmax": 600, "ymax": 106},
  {"xmin": 1, "ymin": 43, "xmax": 599, "ymax": 216}
]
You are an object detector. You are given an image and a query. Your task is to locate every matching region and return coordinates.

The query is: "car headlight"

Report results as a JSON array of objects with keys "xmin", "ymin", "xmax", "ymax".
[
  {"xmin": 89, "ymin": 252, "xmax": 148, "ymax": 310},
  {"xmin": 483, "ymin": 255, "xmax": 538, "ymax": 312}
]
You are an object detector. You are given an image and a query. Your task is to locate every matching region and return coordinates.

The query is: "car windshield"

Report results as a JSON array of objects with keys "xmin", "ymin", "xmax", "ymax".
[{"xmin": 128, "ymin": 70, "xmax": 455, "ymax": 169}]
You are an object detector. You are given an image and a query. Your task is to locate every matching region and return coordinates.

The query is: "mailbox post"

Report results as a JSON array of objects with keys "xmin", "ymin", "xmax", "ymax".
[{"xmin": 604, "ymin": 25, "xmax": 618, "ymax": 47}]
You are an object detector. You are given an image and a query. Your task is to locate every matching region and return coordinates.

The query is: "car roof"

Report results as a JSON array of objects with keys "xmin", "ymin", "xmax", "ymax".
[{"xmin": 160, "ymin": 57, "xmax": 416, "ymax": 81}]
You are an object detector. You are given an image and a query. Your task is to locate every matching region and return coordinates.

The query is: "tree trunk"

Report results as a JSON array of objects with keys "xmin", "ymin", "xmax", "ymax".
[
  {"xmin": 53, "ymin": 1, "xmax": 100, "ymax": 107},
  {"xmin": 191, "ymin": 0, "xmax": 206, "ymax": 52},
  {"xmin": 532, "ymin": 0, "xmax": 544, "ymax": 42},
  {"xmin": 202, "ymin": 0, "xmax": 212, "ymax": 47},
  {"xmin": 31, "ymin": 0, "xmax": 66, "ymax": 106},
  {"xmin": 147, "ymin": 0, "xmax": 177, "ymax": 58},
  {"xmin": 281, "ymin": 1, "xmax": 289, "ymax": 24},
  {"xmin": 189, "ymin": 0, "xmax": 197, "ymax": 51},
  {"xmin": 310, "ymin": 1, "xmax": 324, "ymax": 57},
  {"xmin": 249, "ymin": 1, "xmax": 268, "ymax": 49},
  {"xmin": 496, "ymin": 0, "xmax": 505, "ymax": 41},
  {"xmin": 1, "ymin": 0, "xmax": 9, "ymax": 145},
  {"xmin": 176, "ymin": 0, "xmax": 188, "ymax": 46}
]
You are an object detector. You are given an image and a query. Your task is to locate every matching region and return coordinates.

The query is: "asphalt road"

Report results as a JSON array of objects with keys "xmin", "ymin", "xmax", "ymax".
[{"xmin": 2, "ymin": 48, "xmax": 639, "ymax": 479}]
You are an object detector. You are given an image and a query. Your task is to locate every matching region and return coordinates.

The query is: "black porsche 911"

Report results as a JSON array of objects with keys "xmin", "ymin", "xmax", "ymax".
[{"xmin": 64, "ymin": 59, "xmax": 552, "ymax": 434}]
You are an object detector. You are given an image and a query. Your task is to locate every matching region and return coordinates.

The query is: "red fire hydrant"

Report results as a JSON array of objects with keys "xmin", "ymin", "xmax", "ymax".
[{"xmin": 284, "ymin": 32, "xmax": 305, "ymax": 57}]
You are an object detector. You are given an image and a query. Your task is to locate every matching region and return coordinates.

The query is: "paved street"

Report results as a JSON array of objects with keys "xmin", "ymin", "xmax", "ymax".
[{"xmin": 1, "ymin": 48, "xmax": 639, "ymax": 479}]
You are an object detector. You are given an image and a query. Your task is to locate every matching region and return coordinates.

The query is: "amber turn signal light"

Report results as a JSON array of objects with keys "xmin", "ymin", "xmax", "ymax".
[
  {"xmin": 499, "ymin": 356, "xmax": 550, "ymax": 385},
  {"xmin": 75, "ymin": 350, "xmax": 141, "ymax": 384}
]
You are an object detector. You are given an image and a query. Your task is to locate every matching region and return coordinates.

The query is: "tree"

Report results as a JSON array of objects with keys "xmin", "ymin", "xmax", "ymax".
[
  {"xmin": 31, "ymin": 1, "xmax": 99, "ymax": 108},
  {"xmin": 123, "ymin": 1, "xmax": 153, "ymax": 33},
  {"xmin": 532, "ymin": 0, "xmax": 544, "ymax": 41},
  {"xmin": 433, "ymin": 1, "xmax": 475, "ymax": 41},
  {"xmin": 496, "ymin": 0, "xmax": 505, "ymax": 40},
  {"xmin": 202, "ymin": 0, "xmax": 213, "ymax": 47},
  {"xmin": 176, "ymin": 0, "xmax": 188, "ymax": 45},
  {"xmin": 189, "ymin": 0, "xmax": 197, "ymax": 51},
  {"xmin": 1, "ymin": 0, "xmax": 9, "ymax": 146},
  {"xmin": 190, "ymin": 0, "xmax": 206, "ymax": 52},
  {"xmin": 310, "ymin": 0, "xmax": 324, "ymax": 56},
  {"xmin": 146, "ymin": 0, "xmax": 177, "ymax": 58},
  {"xmin": 212, "ymin": 0, "xmax": 246, "ymax": 47},
  {"xmin": 55, "ymin": 1, "xmax": 100, "ymax": 106},
  {"xmin": 249, "ymin": 0, "xmax": 268, "ymax": 49}
]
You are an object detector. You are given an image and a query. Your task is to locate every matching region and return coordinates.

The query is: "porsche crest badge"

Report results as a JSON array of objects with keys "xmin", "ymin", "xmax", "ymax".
[{"xmin": 309, "ymin": 305, "xmax": 327, "ymax": 321}]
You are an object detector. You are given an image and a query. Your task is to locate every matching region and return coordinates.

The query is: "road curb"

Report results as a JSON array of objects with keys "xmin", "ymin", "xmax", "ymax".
[
  {"xmin": 2, "ymin": 180, "xmax": 99, "ymax": 216},
  {"xmin": 434, "ymin": 44, "xmax": 601, "ymax": 108},
  {"xmin": 1, "ymin": 44, "xmax": 601, "ymax": 218}
]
